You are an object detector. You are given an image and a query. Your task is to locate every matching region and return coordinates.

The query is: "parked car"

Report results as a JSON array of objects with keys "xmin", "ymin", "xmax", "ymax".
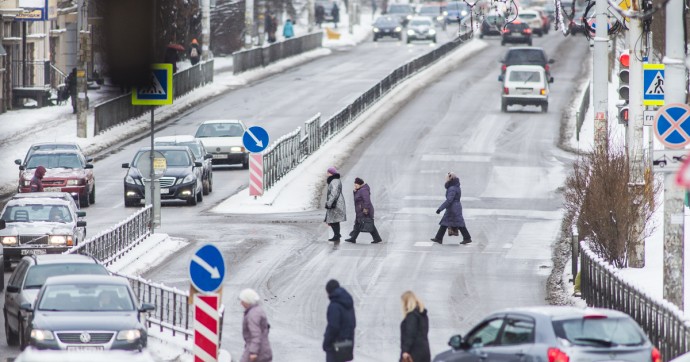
[
  {"xmin": 154, "ymin": 135, "xmax": 214, "ymax": 195},
  {"xmin": 517, "ymin": 9, "xmax": 545, "ymax": 36},
  {"xmin": 4, "ymin": 254, "xmax": 109, "ymax": 349},
  {"xmin": 407, "ymin": 17, "xmax": 437, "ymax": 43},
  {"xmin": 16, "ymin": 150, "xmax": 96, "ymax": 208},
  {"xmin": 480, "ymin": 13, "xmax": 506, "ymax": 38},
  {"xmin": 417, "ymin": 3, "xmax": 447, "ymax": 28},
  {"xmin": 21, "ymin": 275, "xmax": 155, "ymax": 351},
  {"xmin": 445, "ymin": 1, "xmax": 469, "ymax": 23},
  {"xmin": 386, "ymin": 3, "xmax": 415, "ymax": 26},
  {"xmin": 15, "ymin": 142, "xmax": 92, "ymax": 167},
  {"xmin": 0, "ymin": 197, "xmax": 87, "ymax": 269},
  {"xmin": 530, "ymin": 6, "xmax": 551, "ymax": 34},
  {"xmin": 194, "ymin": 120, "xmax": 249, "ymax": 169},
  {"xmin": 499, "ymin": 46, "xmax": 555, "ymax": 79},
  {"xmin": 122, "ymin": 146, "xmax": 204, "ymax": 207},
  {"xmin": 372, "ymin": 15, "xmax": 403, "ymax": 41},
  {"xmin": 501, "ymin": 21, "xmax": 532, "ymax": 46},
  {"xmin": 433, "ymin": 306, "xmax": 662, "ymax": 362},
  {"xmin": 499, "ymin": 64, "xmax": 553, "ymax": 112}
]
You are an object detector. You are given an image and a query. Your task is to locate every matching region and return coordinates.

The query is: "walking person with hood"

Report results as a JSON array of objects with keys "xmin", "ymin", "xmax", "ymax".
[
  {"xmin": 331, "ymin": 2, "xmax": 340, "ymax": 28},
  {"xmin": 323, "ymin": 279, "xmax": 356, "ymax": 362},
  {"xmin": 283, "ymin": 18, "xmax": 295, "ymax": 39},
  {"xmin": 399, "ymin": 291, "xmax": 430, "ymax": 362},
  {"xmin": 30, "ymin": 166, "xmax": 47, "ymax": 192},
  {"xmin": 345, "ymin": 177, "xmax": 382, "ymax": 244},
  {"xmin": 325, "ymin": 167, "xmax": 346, "ymax": 242},
  {"xmin": 239, "ymin": 289, "xmax": 273, "ymax": 362},
  {"xmin": 430, "ymin": 172, "xmax": 472, "ymax": 245},
  {"xmin": 189, "ymin": 38, "xmax": 201, "ymax": 65},
  {"xmin": 66, "ymin": 68, "xmax": 78, "ymax": 114}
]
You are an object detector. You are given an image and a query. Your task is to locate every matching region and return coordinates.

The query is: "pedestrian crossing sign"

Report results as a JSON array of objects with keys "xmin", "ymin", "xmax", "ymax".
[
  {"xmin": 643, "ymin": 63, "xmax": 664, "ymax": 106},
  {"xmin": 132, "ymin": 63, "xmax": 173, "ymax": 105}
]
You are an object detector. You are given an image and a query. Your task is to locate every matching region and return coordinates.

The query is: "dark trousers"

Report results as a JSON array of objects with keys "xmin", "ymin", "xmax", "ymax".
[
  {"xmin": 329, "ymin": 223, "xmax": 341, "ymax": 240},
  {"xmin": 435, "ymin": 226, "xmax": 471, "ymax": 242},
  {"xmin": 70, "ymin": 94, "xmax": 77, "ymax": 113},
  {"xmin": 349, "ymin": 223, "xmax": 382, "ymax": 242}
]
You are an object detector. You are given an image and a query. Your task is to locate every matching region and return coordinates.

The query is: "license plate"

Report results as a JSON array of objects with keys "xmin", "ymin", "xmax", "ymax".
[
  {"xmin": 67, "ymin": 346, "xmax": 104, "ymax": 351},
  {"xmin": 44, "ymin": 187, "xmax": 62, "ymax": 192},
  {"xmin": 517, "ymin": 88, "xmax": 534, "ymax": 94},
  {"xmin": 160, "ymin": 188, "xmax": 169, "ymax": 194},
  {"xmin": 212, "ymin": 154, "xmax": 228, "ymax": 159},
  {"xmin": 21, "ymin": 249, "xmax": 46, "ymax": 255}
]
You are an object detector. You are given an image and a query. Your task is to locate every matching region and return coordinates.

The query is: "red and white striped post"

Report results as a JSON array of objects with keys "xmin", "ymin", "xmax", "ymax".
[
  {"xmin": 194, "ymin": 294, "xmax": 220, "ymax": 362},
  {"xmin": 249, "ymin": 153, "xmax": 264, "ymax": 197}
]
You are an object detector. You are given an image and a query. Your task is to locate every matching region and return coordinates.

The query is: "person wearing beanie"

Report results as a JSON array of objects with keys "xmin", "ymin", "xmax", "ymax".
[
  {"xmin": 323, "ymin": 279, "xmax": 356, "ymax": 362},
  {"xmin": 189, "ymin": 38, "xmax": 201, "ymax": 65},
  {"xmin": 324, "ymin": 167, "xmax": 346, "ymax": 242},
  {"xmin": 431, "ymin": 172, "xmax": 472, "ymax": 245},
  {"xmin": 345, "ymin": 177, "xmax": 382, "ymax": 244},
  {"xmin": 30, "ymin": 165, "xmax": 46, "ymax": 192},
  {"xmin": 239, "ymin": 289, "xmax": 273, "ymax": 362}
]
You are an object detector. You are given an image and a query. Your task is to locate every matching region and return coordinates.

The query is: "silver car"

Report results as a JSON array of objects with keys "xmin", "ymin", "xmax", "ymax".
[
  {"xmin": 194, "ymin": 119, "xmax": 249, "ymax": 169},
  {"xmin": 433, "ymin": 306, "xmax": 661, "ymax": 362}
]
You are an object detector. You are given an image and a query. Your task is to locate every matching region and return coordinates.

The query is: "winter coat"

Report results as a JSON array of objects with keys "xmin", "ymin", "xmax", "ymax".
[
  {"xmin": 30, "ymin": 166, "xmax": 46, "ymax": 192},
  {"xmin": 164, "ymin": 48, "xmax": 179, "ymax": 73},
  {"xmin": 283, "ymin": 20, "xmax": 295, "ymax": 38},
  {"xmin": 400, "ymin": 308, "xmax": 431, "ymax": 362},
  {"xmin": 189, "ymin": 44, "xmax": 201, "ymax": 65},
  {"xmin": 437, "ymin": 178, "xmax": 465, "ymax": 228},
  {"xmin": 323, "ymin": 287, "xmax": 356, "ymax": 352},
  {"xmin": 331, "ymin": 4, "xmax": 340, "ymax": 23},
  {"xmin": 315, "ymin": 5, "xmax": 325, "ymax": 23},
  {"xmin": 325, "ymin": 174, "xmax": 346, "ymax": 223},
  {"xmin": 241, "ymin": 304, "xmax": 273, "ymax": 362},
  {"xmin": 353, "ymin": 184, "xmax": 374, "ymax": 220}
]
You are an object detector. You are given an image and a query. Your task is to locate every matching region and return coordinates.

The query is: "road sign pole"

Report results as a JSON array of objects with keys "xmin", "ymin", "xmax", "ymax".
[
  {"xmin": 592, "ymin": 0, "xmax": 609, "ymax": 149},
  {"xmin": 194, "ymin": 293, "xmax": 219, "ymax": 362}
]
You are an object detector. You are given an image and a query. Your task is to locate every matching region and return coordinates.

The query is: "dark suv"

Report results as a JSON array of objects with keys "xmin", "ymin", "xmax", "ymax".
[
  {"xmin": 500, "ymin": 46, "xmax": 555, "ymax": 78},
  {"xmin": 501, "ymin": 21, "xmax": 532, "ymax": 46},
  {"xmin": 4, "ymin": 254, "xmax": 109, "ymax": 349},
  {"xmin": 480, "ymin": 13, "xmax": 505, "ymax": 37}
]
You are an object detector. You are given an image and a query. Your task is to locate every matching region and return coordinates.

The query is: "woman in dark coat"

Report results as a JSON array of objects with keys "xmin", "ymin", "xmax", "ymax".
[
  {"xmin": 325, "ymin": 167, "xmax": 346, "ymax": 242},
  {"xmin": 345, "ymin": 177, "xmax": 382, "ymax": 244},
  {"xmin": 400, "ymin": 291, "xmax": 430, "ymax": 362},
  {"xmin": 431, "ymin": 172, "xmax": 472, "ymax": 245}
]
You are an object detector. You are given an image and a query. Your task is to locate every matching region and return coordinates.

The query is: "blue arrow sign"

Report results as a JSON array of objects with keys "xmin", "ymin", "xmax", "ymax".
[
  {"xmin": 189, "ymin": 244, "xmax": 226, "ymax": 293},
  {"xmin": 654, "ymin": 103, "xmax": 690, "ymax": 149},
  {"xmin": 243, "ymin": 126, "xmax": 270, "ymax": 153}
]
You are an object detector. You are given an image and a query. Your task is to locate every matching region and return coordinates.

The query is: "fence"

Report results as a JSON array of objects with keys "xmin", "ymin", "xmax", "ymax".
[
  {"xmin": 262, "ymin": 30, "xmax": 473, "ymax": 190},
  {"xmin": 93, "ymin": 59, "xmax": 215, "ymax": 136},
  {"xmin": 575, "ymin": 83, "xmax": 590, "ymax": 141},
  {"xmin": 579, "ymin": 242, "xmax": 690, "ymax": 361},
  {"xmin": 233, "ymin": 31, "xmax": 323, "ymax": 74},
  {"xmin": 11, "ymin": 60, "xmax": 51, "ymax": 88}
]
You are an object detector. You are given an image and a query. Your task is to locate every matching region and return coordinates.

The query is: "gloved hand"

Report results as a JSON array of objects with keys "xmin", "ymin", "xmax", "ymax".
[
  {"xmin": 363, "ymin": 208, "xmax": 369, "ymax": 216},
  {"xmin": 325, "ymin": 203, "xmax": 331, "ymax": 209},
  {"xmin": 436, "ymin": 209, "xmax": 441, "ymax": 214}
]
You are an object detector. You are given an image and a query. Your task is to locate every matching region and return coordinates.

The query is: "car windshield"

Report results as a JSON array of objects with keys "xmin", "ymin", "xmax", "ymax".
[
  {"xmin": 195, "ymin": 123, "xmax": 245, "ymax": 138},
  {"xmin": 39, "ymin": 284, "xmax": 135, "ymax": 312},
  {"xmin": 24, "ymin": 264, "xmax": 109, "ymax": 289},
  {"xmin": 374, "ymin": 17, "xmax": 399, "ymax": 26},
  {"xmin": 519, "ymin": 13, "xmax": 538, "ymax": 19},
  {"xmin": 419, "ymin": 6, "xmax": 440, "ymax": 14},
  {"xmin": 552, "ymin": 317, "xmax": 646, "ymax": 347},
  {"xmin": 32, "ymin": 144, "xmax": 79, "ymax": 152},
  {"xmin": 506, "ymin": 23, "xmax": 527, "ymax": 30},
  {"xmin": 1, "ymin": 204, "xmax": 72, "ymax": 223},
  {"xmin": 410, "ymin": 19, "xmax": 432, "ymax": 26},
  {"xmin": 447, "ymin": 2, "xmax": 469, "ymax": 12},
  {"xmin": 134, "ymin": 150, "xmax": 191, "ymax": 167},
  {"xmin": 388, "ymin": 4, "xmax": 412, "ymax": 13},
  {"xmin": 506, "ymin": 50, "xmax": 547, "ymax": 65},
  {"xmin": 486, "ymin": 15, "xmax": 504, "ymax": 24},
  {"xmin": 26, "ymin": 153, "xmax": 83, "ymax": 169},
  {"xmin": 156, "ymin": 142, "xmax": 203, "ymax": 158},
  {"xmin": 509, "ymin": 70, "xmax": 542, "ymax": 82}
]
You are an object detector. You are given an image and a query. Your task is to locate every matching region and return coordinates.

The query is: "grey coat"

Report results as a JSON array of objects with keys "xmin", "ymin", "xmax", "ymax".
[
  {"xmin": 325, "ymin": 174, "xmax": 347, "ymax": 224},
  {"xmin": 241, "ymin": 304, "xmax": 273, "ymax": 362},
  {"xmin": 437, "ymin": 178, "xmax": 466, "ymax": 228}
]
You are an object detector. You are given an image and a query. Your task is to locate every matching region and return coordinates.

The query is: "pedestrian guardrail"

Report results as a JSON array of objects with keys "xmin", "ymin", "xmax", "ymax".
[
  {"xmin": 232, "ymin": 32, "xmax": 323, "ymax": 74},
  {"xmin": 575, "ymin": 83, "xmax": 590, "ymax": 141},
  {"xmin": 262, "ymin": 31, "xmax": 473, "ymax": 190},
  {"xmin": 94, "ymin": 59, "xmax": 215, "ymax": 136},
  {"xmin": 579, "ymin": 241, "xmax": 690, "ymax": 361}
]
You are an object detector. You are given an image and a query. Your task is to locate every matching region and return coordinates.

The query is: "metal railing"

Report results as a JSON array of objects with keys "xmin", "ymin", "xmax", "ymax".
[
  {"xmin": 11, "ymin": 60, "xmax": 51, "ymax": 88},
  {"xmin": 262, "ymin": 31, "xmax": 473, "ymax": 189},
  {"xmin": 94, "ymin": 59, "xmax": 215, "ymax": 136},
  {"xmin": 575, "ymin": 83, "xmax": 590, "ymax": 141},
  {"xmin": 580, "ymin": 242, "xmax": 690, "ymax": 361},
  {"xmin": 233, "ymin": 31, "xmax": 323, "ymax": 74}
]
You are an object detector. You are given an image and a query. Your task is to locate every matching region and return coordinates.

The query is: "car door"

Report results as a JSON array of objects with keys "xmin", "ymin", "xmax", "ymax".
[
  {"xmin": 5, "ymin": 260, "xmax": 29, "ymax": 332},
  {"xmin": 486, "ymin": 315, "xmax": 537, "ymax": 362},
  {"xmin": 444, "ymin": 317, "xmax": 507, "ymax": 362}
]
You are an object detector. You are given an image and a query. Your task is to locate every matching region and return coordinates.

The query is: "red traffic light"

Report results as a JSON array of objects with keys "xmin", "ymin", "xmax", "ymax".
[
  {"xmin": 619, "ymin": 51, "xmax": 630, "ymax": 68},
  {"xmin": 619, "ymin": 107, "xmax": 629, "ymax": 122}
]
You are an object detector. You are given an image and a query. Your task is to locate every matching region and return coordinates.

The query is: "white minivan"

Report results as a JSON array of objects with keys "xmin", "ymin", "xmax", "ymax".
[{"xmin": 499, "ymin": 65, "xmax": 553, "ymax": 113}]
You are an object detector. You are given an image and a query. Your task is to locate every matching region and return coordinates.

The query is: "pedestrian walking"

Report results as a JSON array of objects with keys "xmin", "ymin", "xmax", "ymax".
[
  {"xmin": 324, "ymin": 167, "xmax": 346, "ymax": 242},
  {"xmin": 30, "ymin": 166, "xmax": 47, "ymax": 192},
  {"xmin": 66, "ymin": 68, "xmax": 78, "ymax": 114},
  {"xmin": 323, "ymin": 279, "xmax": 356, "ymax": 362},
  {"xmin": 345, "ymin": 177, "xmax": 382, "ymax": 244},
  {"xmin": 239, "ymin": 289, "xmax": 273, "ymax": 362},
  {"xmin": 430, "ymin": 172, "xmax": 472, "ymax": 245},
  {"xmin": 316, "ymin": 4, "xmax": 326, "ymax": 27},
  {"xmin": 331, "ymin": 3, "xmax": 340, "ymax": 28},
  {"xmin": 164, "ymin": 47, "xmax": 179, "ymax": 73},
  {"xmin": 283, "ymin": 18, "xmax": 295, "ymax": 39},
  {"xmin": 189, "ymin": 38, "xmax": 201, "ymax": 65},
  {"xmin": 265, "ymin": 11, "xmax": 277, "ymax": 43},
  {"xmin": 399, "ymin": 291, "xmax": 430, "ymax": 362}
]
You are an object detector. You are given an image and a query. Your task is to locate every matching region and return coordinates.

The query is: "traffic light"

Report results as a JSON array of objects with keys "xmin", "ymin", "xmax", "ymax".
[
  {"xmin": 619, "ymin": 106, "xmax": 629, "ymax": 123},
  {"xmin": 617, "ymin": 50, "xmax": 630, "ymax": 124}
]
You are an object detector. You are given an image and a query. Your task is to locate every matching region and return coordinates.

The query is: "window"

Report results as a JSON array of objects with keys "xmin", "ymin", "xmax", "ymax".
[
  {"xmin": 509, "ymin": 71, "xmax": 542, "ymax": 82},
  {"xmin": 3, "ymin": 204, "xmax": 72, "ymax": 223},
  {"xmin": 195, "ymin": 123, "xmax": 244, "ymax": 138},
  {"xmin": 466, "ymin": 318, "xmax": 505, "ymax": 347},
  {"xmin": 39, "ymin": 284, "xmax": 135, "ymax": 312},
  {"xmin": 552, "ymin": 317, "xmax": 646, "ymax": 346},
  {"xmin": 26, "ymin": 153, "xmax": 83, "ymax": 169},
  {"xmin": 8, "ymin": 261, "xmax": 29, "ymax": 289},
  {"xmin": 500, "ymin": 318, "xmax": 535, "ymax": 345},
  {"xmin": 24, "ymin": 264, "xmax": 108, "ymax": 290}
]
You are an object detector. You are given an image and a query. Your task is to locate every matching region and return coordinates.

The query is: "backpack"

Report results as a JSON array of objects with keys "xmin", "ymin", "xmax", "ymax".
[{"xmin": 190, "ymin": 47, "xmax": 199, "ymax": 58}]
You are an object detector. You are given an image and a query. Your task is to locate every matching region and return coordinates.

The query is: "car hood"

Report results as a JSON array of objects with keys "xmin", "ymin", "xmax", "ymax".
[
  {"xmin": 374, "ymin": 24, "xmax": 399, "ymax": 29},
  {"xmin": 198, "ymin": 137, "xmax": 243, "ymax": 149},
  {"xmin": 0, "ymin": 222, "xmax": 73, "ymax": 236},
  {"xmin": 410, "ymin": 25, "xmax": 432, "ymax": 32},
  {"xmin": 128, "ymin": 166, "xmax": 194, "ymax": 179},
  {"xmin": 22, "ymin": 168, "xmax": 88, "ymax": 181},
  {"xmin": 33, "ymin": 311, "xmax": 140, "ymax": 331}
]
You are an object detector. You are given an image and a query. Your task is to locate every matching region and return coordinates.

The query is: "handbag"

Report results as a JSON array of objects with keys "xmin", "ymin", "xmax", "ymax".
[
  {"xmin": 358, "ymin": 217, "xmax": 375, "ymax": 233},
  {"xmin": 333, "ymin": 339, "xmax": 354, "ymax": 362},
  {"xmin": 448, "ymin": 227, "xmax": 459, "ymax": 236}
]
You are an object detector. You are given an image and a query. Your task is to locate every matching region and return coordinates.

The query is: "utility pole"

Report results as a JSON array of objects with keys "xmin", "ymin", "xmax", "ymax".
[
  {"xmin": 626, "ymin": 1, "xmax": 645, "ymax": 267},
  {"xmin": 201, "ymin": 0, "xmax": 211, "ymax": 59},
  {"xmin": 308, "ymin": 0, "xmax": 315, "ymax": 32},
  {"xmin": 244, "ymin": 0, "xmax": 254, "ymax": 48},
  {"xmin": 76, "ymin": 0, "xmax": 89, "ymax": 138},
  {"xmin": 663, "ymin": 0, "xmax": 686, "ymax": 309},
  {"xmin": 592, "ymin": 0, "xmax": 609, "ymax": 148}
]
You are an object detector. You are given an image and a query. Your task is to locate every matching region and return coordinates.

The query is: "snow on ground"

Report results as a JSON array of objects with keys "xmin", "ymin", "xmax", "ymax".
[
  {"xmin": 212, "ymin": 39, "xmax": 489, "ymax": 214},
  {"xmin": 147, "ymin": 329, "xmax": 231, "ymax": 362},
  {"xmin": 108, "ymin": 234, "xmax": 189, "ymax": 276}
]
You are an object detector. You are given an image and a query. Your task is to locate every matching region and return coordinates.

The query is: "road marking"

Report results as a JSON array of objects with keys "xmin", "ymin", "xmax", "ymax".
[
  {"xmin": 503, "ymin": 243, "xmax": 513, "ymax": 249},
  {"xmin": 481, "ymin": 165, "xmax": 565, "ymax": 199},
  {"xmin": 421, "ymin": 154, "xmax": 491, "ymax": 162},
  {"xmin": 395, "ymin": 207, "xmax": 563, "ymax": 220},
  {"xmin": 414, "ymin": 241, "xmax": 435, "ymax": 247}
]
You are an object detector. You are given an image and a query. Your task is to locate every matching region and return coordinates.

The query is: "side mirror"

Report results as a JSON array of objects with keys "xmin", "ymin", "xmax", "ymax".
[
  {"xmin": 549, "ymin": 77, "xmax": 554, "ymax": 83},
  {"xmin": 19, "ymin": 165, "xmax": 25, "ymax": 171},
  {"xmin": 76, "ymin": 211, "xmax": 86, "ymax": 217},
  {"xmin": 204, "ymin": 154, "xmax": 213, "ymax": 160},
  {"xmin": 448, "ymin": 334, "xmax": 464, "ymax": 350},
  {"xmin": 86, "ymin": 157, "xmax": 94, "ymax": 163},
  {"xmin": 77, "ymin": 221, "xmax": 87, "ymax": 227},
  {"xmin": 6, "ymin": 285, "xmax": 19, "ymax": 293},
  {"xmin": 0, "ymin": 219, "xmax": 5, "ymax": 230},
  {"xmin": 139, "ymin": 303, "xmax": 155, "ymax": 312},
  {"xmin": 85, "ymin": 164, "xmax": 94, "ymax": 169},
  {"xmin": 122, "ymin": 163, "xmax": 130, "ymax": 169},
  {"xmin": 14, "ymin": 159, "xmax": 21, "ymax": 166},
  {"xmin": 194, "ymin": 162, "xmax": 203, "ymax": 168},
  {"xmin": 20, "ymin": 302, "xmax": 32, "ymax": 312},
  {"xmin": 498, "ymin": 75, "xmax": 504, "ymax": 82},
  {"xmin": 549, "ymin": 58, "xmax": 555, "ymax": 64}
]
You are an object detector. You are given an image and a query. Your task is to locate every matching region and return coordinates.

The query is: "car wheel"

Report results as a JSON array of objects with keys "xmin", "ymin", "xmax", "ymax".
[
  {"xmin": 202, "ymin": 178, "xmax": 210, "ymax": 196},
  {"xmin": 5, "ymin": 310, "xmax": 18, "ymax": 346},
  {"xmin": 79, "ymin": 191, "xmax": 89, "ymax": 207},
  {"xmin": 242, "ymin": 157, "xmax": 249, "ymax": 170},
  {"xmin": 542, "ymin": 102, "xmax": 548, "ymax": 113},
  {"xmin": 89, "ymin": 185, "xmax": 96, "ymax": 204},
  {"xmin": 501, "ymin": 100, "xmax": 508, "ymax": 112},
  {"xmin": 188, "ymin": 193, "xmax": 198, "ymax": 206},
  {"xmin": 432, "ymin": 37, "xmax": 437, "ymax": 43},
  {"xmin": 197, "ymin": 187, "xmax": 203, "ymax": 203},
  {"xmin": 208, "ymin": 172, "xmax": 213, "ymax": 193},
  {"xmin": 406, "ymin": 38, "xmax": 411, "ymax": 44},
  {"xmin": 501, "ymin": 40, "xmax": 505, "ymax": 46},
  {"xmin": 528, "ymin": 40, "xmax": 533, "ymax": 46},
  {"xmin": 124, "ymin": 198, "xmax": 139, "ymax": 207}
]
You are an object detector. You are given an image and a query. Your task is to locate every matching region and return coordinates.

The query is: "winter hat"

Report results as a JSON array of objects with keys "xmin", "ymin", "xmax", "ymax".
[
  {"xmin": 354, "ymin": 177, "xmax": 364, "ymax": 185},
  {"xmin": 191, "ymin": 38, "xmax": 198, "ymax": 44},
  {"xmin": 326, "ymin": 279, "xmax": 340, "ymax": 294},
  {"xmin": 327, "ymin": 166, "xmax": 338, "ymax": 175}
]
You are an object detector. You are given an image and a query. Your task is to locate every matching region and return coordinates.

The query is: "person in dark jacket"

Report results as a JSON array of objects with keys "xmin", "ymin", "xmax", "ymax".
[
  {"xmin": 431, "ymin": 172, "xmax": 472, "ymax": 245},
  {"xmin": 164, "ymin": 47, "xmax": 180, "ymax": 73},
  {"xmin": 345, "ymin": 177, "xmax": 382, "ymax": 244},
  {"xmin": 324, "ymin": 279, "xmax": 356, "ymax": 362},
  {"xmin": 66, "ymin": 68, "xmax": 78, "ymax": 113},
  {"xmin": 400, "ymin": 291, "xmax": 430, "ymax": 362},
  {"xmin": 331, "ymin": 3, "xmax": 340, "ymax": 28},
  {"xmin": 30, "ymin": 166, "xmax": 46, "ymax": 192},
  {"xmin": 325, "ymin": 167, "xmax": 346, "ymax": 242},
  {"xmin": 316, "ymin": 5, "xmax": 325, "ymax": 27},
  {"xmin": 189, "ymin": 38, "xmax": 201, "ymax": 65}
]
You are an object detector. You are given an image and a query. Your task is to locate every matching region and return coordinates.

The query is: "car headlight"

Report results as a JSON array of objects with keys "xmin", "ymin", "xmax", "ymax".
[
  {"xmin": 437, "ymin": 15, "xmax": 444, "ymax": 20},
  {"xmin": 125, "ymin": 175, "xmax": 137, "ymax": 185},
  {"xmin": 48, "ymin": 235, "xmax": 72, "ymax": 245},
  {"xmin": 182, "ymin": 174, "xmax": 196, "ymax": 184},
  {"xmin": 66, "ymin": 179, "xmax": 80, "ymax": 186},
  {"xmin": 230, "ymin": 146, "xmax": 244, "ymax": 153},
  {"xmin": 429, "ymin": 29, "xmax": 437, "ymax": 35},
  {"xmin": 406, "ymin": 14, "xmax": 412, "ymax": 19},
  {"xmin": 23, "ymin": 180, "xmax": 31, "ymax": 186},
  {"xmin": 407, "ymin": 29, "xmax": 415, "ymax": 35},
  {"xmin": 443, "ymin": 10, "xmax": 448, "ymax": 15},
  {"xmin": 1, "ymin": 236, "xmax": 17, "ymax": 245},
  {"xmin": 31, "ymin": 329, "xmax": 55, "ymax": 341},
  {"xmin": 373, "ymin": 27, "xmax": 380, "ymax": 32},
  {"xmin": 116, "ymin": 329, "xmax": 141, "ymax": 341},
  {"xmin": 395, "ymin": 26, "xmax": 402, "ymax": 32},
  {"xmin": 461, "ymin": 10, "xmax": 468, "ymax": 16}
]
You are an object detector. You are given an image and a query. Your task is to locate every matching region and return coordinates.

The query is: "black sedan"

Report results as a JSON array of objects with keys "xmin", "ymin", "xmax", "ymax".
[
  {"xmin": 373, "ymin": 16, "xmax": 403, "ymax": 41},
  {"xmin": 154, "ymin": 135, "xmax": 214, "ymax": 195}
]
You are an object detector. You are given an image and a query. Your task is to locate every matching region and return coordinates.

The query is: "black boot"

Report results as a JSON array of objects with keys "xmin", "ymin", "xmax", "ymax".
[
  {"xmin": 370, "ymin": 226, "xmax": 383, "ymax": 243},
  {"xmin": 329, "ymin": 223, "xmax": 341, "ymax": 241},
  {"xmin": 459, "ymin": 227, "xmax": 472, "ymax": 244},
  {"xmin": 431, "ymin": 226, "xmax": 446, "ymax": 244}
]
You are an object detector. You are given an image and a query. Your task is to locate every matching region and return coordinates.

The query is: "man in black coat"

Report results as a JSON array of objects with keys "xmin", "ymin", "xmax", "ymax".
[
  {"xmin": 323, "ymin": 279, "xmax": 356, "ymax": 362},
  {"xmin": 66, "ymin": 68, "xmax": 78, "ymax": 113}
]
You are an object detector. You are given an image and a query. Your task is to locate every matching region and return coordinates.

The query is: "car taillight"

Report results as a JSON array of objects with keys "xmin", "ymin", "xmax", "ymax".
[
  {"xmin": 547, "ymin": 348, "xmax": 569, "ymax": 362},
  {"xmin": 652, "ymin": 347, "xmax": 662, "ymax": 362},
  {"xmin": 503, "ymin": 28, "xmax": 510, "ymax": 33},
  {"xmin": 501, "ymin": 64, "xmax": 507, "ymax": 72},
  {"xmin": 524, "ymin": 28, "xmax": 532, "ymax": 34},
  {"xmin": 545, "ymin": 64, "xmax": 550, "ymax": 72},
  {"xmin": 503, "ymin": 87, "xmax": 509, "ymax": 94},
  {"xmin": 540, "ymin": 88, "xmax": 546, "ymax": 95}
]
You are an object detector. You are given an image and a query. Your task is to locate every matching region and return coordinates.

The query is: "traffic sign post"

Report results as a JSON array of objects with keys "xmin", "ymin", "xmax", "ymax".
[
  {"xmin": 653, "ymin": 103, "xmax": 690, "ymax": 149},
  {"xmin": 643, "ymin": 63, "xmax": 665, "ymax": 106},
  {"xmin": 189, "ymin": 244, "xmax": 226, "ymax": 362},
  {"xmin": 189, "ymin": 244, "xmax": 226, "ymax": 293},
  {"xmin": 249, "ymin": 154, "xmax": 264, "ymax": 197}
]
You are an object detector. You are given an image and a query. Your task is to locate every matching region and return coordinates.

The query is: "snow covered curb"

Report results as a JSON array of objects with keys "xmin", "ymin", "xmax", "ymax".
[
  {"xmin": 107, "ymin": 233, "xmax": 189, "ymax": 275},
  {"xmin": 562, "ymin": 51, "xmax": 593, "ymax": 152},
  {"xmin": 147, "ymin": 329, "xmax": 231, "ymax": 362},
  {"xmin": 212, "ymin": 39, "xmax": 489, "ymax": 214}
]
